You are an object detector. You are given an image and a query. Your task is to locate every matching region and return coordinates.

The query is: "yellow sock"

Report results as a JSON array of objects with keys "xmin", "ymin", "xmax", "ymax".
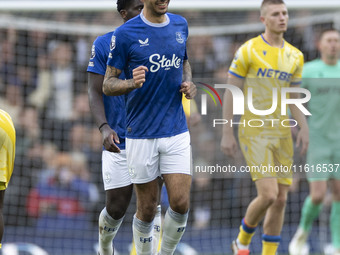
[
  {"xmin": 237, "ymin": 218, "xmax": 257, "ymax": 246},
  {"xmin": 0, "ymin": 243, "xmax": 2, "ymax": 249},
  {"xmin": 262, "ymin": 240, "xmax": 279, "ymax": 255},
  {"xmin": 237, "ymin": 225, "xmax": 255, "ymax": 245},
  {"xmin": 130, "ymin": 240, "xmax": 136, "ymax": 255},
  {"xmin": 156, "ymin": 234, "xmax": 162, "ymax": 252}
]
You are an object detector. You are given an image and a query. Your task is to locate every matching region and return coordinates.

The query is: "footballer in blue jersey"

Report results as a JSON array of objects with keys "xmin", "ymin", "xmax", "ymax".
[
  {"xmin": 106, "ymin": 12, "xmax": 189, "ymax": 139},
  {"xmin": 87, "ymin": 1, "xmax": 153, "ymax": 255},
  {"xmin": 88, "ymin": 31, "xmax": 126, "ymax": 151},
  {"xmin": 103, "ymin": 0, "xmax": 196, "ymax": 254}
]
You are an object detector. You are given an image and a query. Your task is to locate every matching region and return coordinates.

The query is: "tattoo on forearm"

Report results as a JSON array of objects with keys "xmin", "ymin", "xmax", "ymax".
[
  {"xmin": 103, "ymin": 66, "xmax": 136, "ymax": 96},
  {"xmin": 183, "ymin": 60, "xmax": 192, "ymax": 82}
]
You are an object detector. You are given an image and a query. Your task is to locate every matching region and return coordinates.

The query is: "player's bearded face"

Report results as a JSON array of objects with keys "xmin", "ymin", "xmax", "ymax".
[
  {"xmin": 148, "ymin": 0, "xmax": 169, "ymax": 15},
  {"xmin": 263, "ymin": 4, "xmax": 288, "ymax": 34}
]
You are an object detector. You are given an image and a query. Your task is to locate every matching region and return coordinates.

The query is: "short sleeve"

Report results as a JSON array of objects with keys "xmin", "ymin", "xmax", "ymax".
[
  {"xmin": 228, "ymin": 42, "xmax": 250, "ymax": 79},
  {"xmin": 106, "ymin": 28, "xmax": 129, "ymax": 71},
  {"xmin": 290, "ymin": 51, "xmax": 304, "ymax": 86},
  {"xmin": 87, "ymin": 36, "xmax": 107, "ymax": 75}
]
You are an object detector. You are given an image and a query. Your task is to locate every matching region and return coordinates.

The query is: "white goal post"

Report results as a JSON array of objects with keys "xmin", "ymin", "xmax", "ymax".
[{"xmin": 1, "ymin": 0, "xmax": 340, "ymax": 11}]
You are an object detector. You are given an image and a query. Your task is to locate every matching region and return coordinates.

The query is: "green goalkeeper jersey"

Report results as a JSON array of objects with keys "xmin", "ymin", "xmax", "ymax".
[{"xmin": 302, "ymin": 59, "xmax": 340, "ymax": 142}]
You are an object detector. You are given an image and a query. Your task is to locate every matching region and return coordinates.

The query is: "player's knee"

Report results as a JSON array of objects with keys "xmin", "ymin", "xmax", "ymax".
[
  {"xmin": 138, "ymin": 202, "xmax": 158, "ymax": 222},
  {"xmin": 105, "ymin": 186, "xmax": 133, "ymax": 219},
  {"xmin": 259, "ymin": 193, "xmax": 278, "ymax": 207},
  {"xmin": 274, "ymin": 194, "xmax": 287, "ymax": 209},
  {"xmin": 169, "ymin": 195, "xmax": 190, "ymax": 214},
  {"xmin": 311, "ymin": 194, "xmax": 324, "ymax": 205},
  {"xmin": 106, "ymin": 204, "xmax": 126, "ymax": 220}
]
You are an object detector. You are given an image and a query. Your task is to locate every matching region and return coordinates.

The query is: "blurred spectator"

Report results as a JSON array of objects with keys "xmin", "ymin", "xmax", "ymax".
[
  {"xmin": 15, "ymin": 30, "xmax": 49, "ymax": 74},
  {"xmin": 187, "ymin": 36, "xmax": 215, "ymax": 78},
  {"xmin": 0, "ymin": 84, "xmax": 22, "ymax": 126},
  {"xmin": 0, "ymin": 39, "xmax": 20, "ymax": 96},
  {"xmin": 15, "ymin": 104, "xmax": 41, "ymax": 158},
  {"xmin": 28, "ymin": 53, "xmax": 52, "ymax": 111},
  {"xmin": 68, "ymin": 123, "xmax": 89, "ymax": 153},
  {"xmin": 39, "ymin": 41, "xmax": 75, "ymax": 150},
  {"xmin": 71, "ymin": 92, "xmax": 92, "ymax": 124},
  {"xmin": 26, "ymin": 151, "xmax": 98, "ymax": 231},
  {"xmin": 75, "ymin": 35, "xmax": 89, "ymax": 67},
  {"xmin": 17, "ymin": 65, "xmax": 36, "ymax": 103},
  {"xmin": 46, "ymin": 41, "xmax": 74, "ymax": 121},
  {"xmin": 27, "ymin": 30, "xmax": 49, "ymax": 70}
]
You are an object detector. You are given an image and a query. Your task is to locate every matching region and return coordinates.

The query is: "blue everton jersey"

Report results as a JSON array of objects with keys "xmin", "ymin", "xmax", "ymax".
[
  {"xmin": 87, "ymin": 31, "xmax": 126, "ymax": 150},
  {"xmin": 107, "ymin": 12, "xmax": 188, "ymax": 139}
]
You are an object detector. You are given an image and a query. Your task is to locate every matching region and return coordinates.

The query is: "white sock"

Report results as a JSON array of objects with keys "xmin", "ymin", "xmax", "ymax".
[
  {"xmin": 132, "ymin": 214, "xmax": 154, "ymax": 255},
  {"xmin": 236, "ymin": 239, "xmax": 249, "ymax": 250},
  {"xmin": 160, "ymin": 207, "xmax": 188, "ymax": 255},
  {"xmin": 153, "ymin": 205, "xmax": 162, "ymax": 254},
  {"xmin": 294, "ymin": 227, "xmax": 309, "ymax": 242},
  {"xmin": 98, "ymin": 207, "xmax": 124, "ymax": 255}
]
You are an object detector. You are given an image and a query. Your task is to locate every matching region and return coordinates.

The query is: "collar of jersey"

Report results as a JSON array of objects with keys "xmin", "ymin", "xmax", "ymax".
[
  {"xmin": 261, "ymin": 34, "xmax": 285, "ymax": 48},
  {"xmin": 140, "ymin": 11, "xmax": 170, "ymax": 27}
]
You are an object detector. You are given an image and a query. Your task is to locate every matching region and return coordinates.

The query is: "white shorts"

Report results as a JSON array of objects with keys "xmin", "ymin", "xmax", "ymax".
[
  {"xmin": 126, "ymin": 131, "xmax": 192, "ymax": 184},
  {"xmin": 102, "ymin": 150, "xmax": 132, "ymax": 190}
]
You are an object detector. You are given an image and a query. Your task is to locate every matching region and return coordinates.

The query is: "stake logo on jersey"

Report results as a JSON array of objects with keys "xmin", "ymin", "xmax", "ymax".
[
  {"xmin": 107, "ymin": 12, "xmax": 189, "ymax": 139},
  {"xmin": 149, "ymin": 53, "xmax": 181, "ymax": 72}
]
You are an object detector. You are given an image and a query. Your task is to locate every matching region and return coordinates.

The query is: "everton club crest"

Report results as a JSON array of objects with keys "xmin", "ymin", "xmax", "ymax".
[{"xmin": 176, "ymin": 32, "xmax": 184, "ymax": 44}]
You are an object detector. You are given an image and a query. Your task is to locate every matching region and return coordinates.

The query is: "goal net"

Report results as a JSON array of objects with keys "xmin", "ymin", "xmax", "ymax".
[{"xmin": 1, "ymin": 1, "xmax": 339, "ymax": 254}]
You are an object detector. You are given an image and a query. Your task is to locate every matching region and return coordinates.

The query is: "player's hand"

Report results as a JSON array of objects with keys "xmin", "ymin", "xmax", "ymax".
[
  {"xmin": 220, "ymin": 134, "xmax": 238, "ymax": 158},
  {"xmin": 296, "ymin": 127, "xmax": 309, "ymax": 156},
  {"xmin": 133, "ymin": 66, "xmax": 148, "ymax": 89},
  {"xmin": 100, "ymin": 125, "xmax": 121, "ymax": 153},
  {"xmin": 180, "ymin": 81, "xmax": 197, "ymax": 99}
]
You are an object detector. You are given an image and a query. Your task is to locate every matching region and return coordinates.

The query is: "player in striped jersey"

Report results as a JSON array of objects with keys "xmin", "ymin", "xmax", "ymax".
[
  {"xmin": 0, "ymin": 109, "xmax": 16, "ymax": 249},
  {"xmin": 289, "ymin": 28, "xmax": 340, "ymax": 255},
  {"xmin": 221, "ymin": 1, "xmax": 309, "ymax": 254}
]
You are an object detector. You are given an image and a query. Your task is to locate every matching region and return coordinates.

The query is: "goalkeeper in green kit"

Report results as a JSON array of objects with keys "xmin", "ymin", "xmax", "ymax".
[{"xmin": 289, "ymin": 28, "xmax": 340, "ymax": 255}]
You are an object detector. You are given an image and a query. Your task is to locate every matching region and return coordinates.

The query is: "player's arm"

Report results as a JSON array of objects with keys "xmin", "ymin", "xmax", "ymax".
[
  {"xmin": 220, "ymin": 73, "xmax": 244, "ymax": 158},
  {"xmin": 103, "ymin": 65, "xmax": 148, "ymax": 96},
  {"xmin": 180, "ymin": 60, "xmax": 197, "ymax": 99},
  {"xmin": 88, "ymin": 72, "xmax": 121, "ymax": 153},
  {"xmin": 289, "ymin": 89, "xmax": 309, "ymax": 156}
]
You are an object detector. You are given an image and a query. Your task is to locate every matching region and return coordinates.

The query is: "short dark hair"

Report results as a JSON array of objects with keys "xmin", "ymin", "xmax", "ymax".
[
  {"xmin": 261, "ymin": 0, "xmax": 285, "ymax": 8},
  {"xmin": 116, "ymin": 0, "xmax": 134, "ymax": 12},
  {"xmin": 319, "ymin": 27, "xmax": 339, "ymax": 40},
  {"xmin": 260, "ymin": 0, "xmax": 285, "ymax": 15}
]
